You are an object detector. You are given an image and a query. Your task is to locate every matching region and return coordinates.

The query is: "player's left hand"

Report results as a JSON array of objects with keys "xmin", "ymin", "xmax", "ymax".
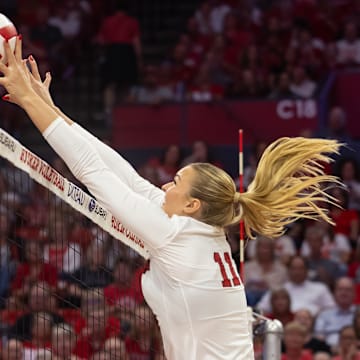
[{"xmin": 0, "ymin": 35, "xmax": 36, "ymax": 107}]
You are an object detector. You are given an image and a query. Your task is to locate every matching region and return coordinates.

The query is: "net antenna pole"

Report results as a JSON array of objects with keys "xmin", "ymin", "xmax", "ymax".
[{"xmin": 239, "ymin": 129, "xmax": 245, "ymax": 281}]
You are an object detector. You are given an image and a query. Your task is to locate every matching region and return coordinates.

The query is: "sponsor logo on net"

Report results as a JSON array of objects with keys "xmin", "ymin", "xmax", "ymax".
[
  {"xmin": 111, "ymin": 215, "xmax": 145, "ymax": 249},
  {"xmin": 0, "ymin": 132, "xmax": 16, "ymax": 152},
  {"xmin": 19, "ymin": 148, "xmax": 64, "ymax": 191},
  {"xmin": 88, "ymin": 198, "xmax": 108, "ymax": 220}
]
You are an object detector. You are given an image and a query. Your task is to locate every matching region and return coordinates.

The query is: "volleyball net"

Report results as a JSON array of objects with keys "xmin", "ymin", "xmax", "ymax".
[
  {"xmin": 0, "ymin": 128, "xmax": 283, "ymax": 359},
  {"xmin": 0, "ymin": 128, "xmax": 162, "ymax": 359}
]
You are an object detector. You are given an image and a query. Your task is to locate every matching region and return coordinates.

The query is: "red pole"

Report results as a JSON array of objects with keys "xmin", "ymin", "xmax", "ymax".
[{"xmin": 239, "ymin": 129, "xmax": 245, "ymax": 282}]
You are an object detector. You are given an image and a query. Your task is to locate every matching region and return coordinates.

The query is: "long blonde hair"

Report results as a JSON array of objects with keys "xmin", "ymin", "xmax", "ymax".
[
  {"xmin": 190, "ymin": 137, "xmax": 341, "ymax": 239},
  {"xmin": 240, "ymin": 137, "xmax": 341, "ymax": 238}
]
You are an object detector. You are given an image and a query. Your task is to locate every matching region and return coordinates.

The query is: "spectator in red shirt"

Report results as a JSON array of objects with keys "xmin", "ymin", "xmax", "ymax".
[
  {"xmin": 1, "ymin": 339, "xmax": 24, "ymax": 360},
  {"xmin": 43, "ymin": 217, "xmax": 82, "ymax": 275},
  {"xmin": 333, "ymin": 325, "xmax": 360, "ymax": 360},
  {"xmin": 23, "ymin": 311, "xmax": 52, "ymax": 359},
  {"xmin": 51, "ymin": 323, "xmax": 78, "ymax": 359},
  {"xmin": 281, "ymin": 321, "xmax": 314, "ymax": 360},
  {"xmin": 95, "ymin": 1, "xmax": 142, "ymax": 116},
  {"xmin": 103, "ymin": 337, "xmax": 129, "ymax": 359},
  {"xmin": 329, "ymin": 187, "xmax": 360, "ymax": 249},
  {"xmin": 125, "ymin": 304, "xmax": 163, "ymax": 360},
  {"xmin": 73, "ymin": 306, "xmax": 121, "ymax": 359},
  {"xmin": 266, "ymin": 288, "xmax": 294, "ymax": 327},
  {"xmin": 104, "ymin": 259, "xmax": 143, "ymax": 330},
  {"xmin": 8, "ymin": 282, "xmax": 64, "ymax": 342},
  {"xmin": 11, "ymin": 240, "xmax": 58, "ymax": 299}
]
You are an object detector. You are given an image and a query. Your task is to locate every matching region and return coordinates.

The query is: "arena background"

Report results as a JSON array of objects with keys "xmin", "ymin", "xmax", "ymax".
[{"xmin": 1, "ymin": 0, "xmax": 360, "ymax": 359}]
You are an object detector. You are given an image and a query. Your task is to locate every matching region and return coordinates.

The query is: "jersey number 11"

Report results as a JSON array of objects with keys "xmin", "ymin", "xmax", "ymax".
[{"xmin": 214, "ymin": 252, "xmax": 241, "ymax": 287}]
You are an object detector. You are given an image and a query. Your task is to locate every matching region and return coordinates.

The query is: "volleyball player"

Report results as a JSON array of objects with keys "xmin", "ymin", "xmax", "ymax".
[{"xmin": 0, "ymin": 37, "xmax": 343, "ymax": 359}]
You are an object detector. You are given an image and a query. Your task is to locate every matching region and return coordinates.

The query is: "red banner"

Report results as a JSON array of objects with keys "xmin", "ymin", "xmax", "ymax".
[
  {"xmin": 112, "ymin": 99, "xmax": 318, "ymax": 149},
  {"xmin": 332, "ymin": 72, "xmax": 360, "ymax": 138}
]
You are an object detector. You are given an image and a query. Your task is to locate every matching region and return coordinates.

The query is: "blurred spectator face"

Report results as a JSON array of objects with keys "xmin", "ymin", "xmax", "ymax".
[
  {"xmin": 331, "ymin": 187, "xmax": 347, "ymax": 208},
  {"xmin": 278, "ymin": 72, "xmax": 290, "ymax": 91},
  {"xmin": 256, "ymin": 237, "xmax": 274, "ymax": 263},
  {"xmin": 103, "ymin": 337, "xmax": 127, "ymax": 357},
  {"xmin": 29, "ymin": 283, "xmax": 55, "ymax": 312},
  {"xmin": 164, "ymin": 145, "xmax": 180, "ymax": 166},
  {"xmin": 87, "ymin": 309, "xmax": 107, "ymax": 336},
  {"xmin": 144, "ymin": 66, "xmax": 159, "ymax": 88},
  {"xmin": 50, "ymin": 219, "xmax": 68, "ymax": 243},
  {"xmin": 86, "ymin": 243, "xmax": 105, "ymax": 268},
  {"xmin": 91, "ymin": 352, "xmax": 111, "ymax": 360},
  {"xmin": 328, "ymin": 107, "xmax": 346, "ymax": 133},
  {"xmin": 344, "ymin": 22, "xmax": 358, "ymax": 42},
  {"xmin": 212, "ymin": 35, "xmax": 225, "ymax": 51},
  {"xmin": 192, "ymin": 141, "xmax": 208, "ymax": 162},
  {"xmin": 2, "ymin": 339, "xmax": 24, "ymax": 360},
  {"xmin": 339, "ymin": 326, "xmax": 357, "ymax": 352},
  {"xmin": 341, "ymin": 160, "xmax": 357, "ymax": 181},
  {"xmin": 242, "ymin": 70, "xmax": 256, "ymax": 87},
  {"xmin": 313, "ymin": 353, "xmax": 331, "ymax": 360},
  {"xmin": 52, "ymin": 326, "xmax": 75, "ymax": 357},
  {"xmin": 288, "ymin": 257, "xmax": 307, "ymax": 284},
  {"xmin": 27, "ymin": 240, "xmax": 43, "ymax": 263},
  {"xmin": 134, "ymin": 305, "xmax": 155, "ymax": 334},
  {"xmin": 299, "ymin": 29, "xmax": 312, "ymax": 45},
  {"xmin": 292, "ymin": 66, "xmax": 306, "ymax": 84},
  {"xmin": 306, "ymin": 226, "xmax": 324, "ymax": 257},
  {"xmin": 283, "ymin": 322, "xmax": 307, "ymax": 352},
  {"xmin": 223, "ymin": 13, "xmax": 238, "ymax": 31},
  {"xmin": 270, "ymin": 289, "xmax": 291, "ymax": 314},
  {"xmin": 267, "ymin": 16, "xmax": 280, "ymax": 32},
  {"xmin": 187, "ymin": 17, "xmax": 199, "ymax": 35},
  {"xmin": 173, "ymin": 44, "xmax": 187, "ymax": 62},
  {"xmin": 334, "ymin": 277, "xmax": 355, "ymax": 309},
  {"xmin": 36, "ymin": 7, "xmax": 50, "ymax": 26},
  {"xmin": 31, "ymin": 312, "xmax": 52, "ymax": 342},
  {"xmin": 199, "ymin": 2, "xmax": 212, "ymax": 16},
  {"xmin": 0, "ymin": 212, "xmax": 9, "ymax": 236},
  {"xmin": 247, "ymin": 45, "xmax": 258, "ymax": 63},
  {"xmin": 294, "ymin": 309, "xmax": 313, "ymax": 332},
  {"xmin": 113, "ymin": 261, "xmax": 132, "ymax": 286}
]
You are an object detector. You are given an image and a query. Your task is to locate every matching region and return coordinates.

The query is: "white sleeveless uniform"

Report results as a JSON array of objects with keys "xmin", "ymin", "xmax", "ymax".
[{"xmin": 43, "ymin": 118, "xmax": 254, "ymax": 360}]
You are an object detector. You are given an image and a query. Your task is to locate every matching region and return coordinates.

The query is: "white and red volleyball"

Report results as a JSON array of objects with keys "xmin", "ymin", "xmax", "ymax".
[{"xmin": 0, "ymin": 14, "xmax": 17, "ymax": 64}]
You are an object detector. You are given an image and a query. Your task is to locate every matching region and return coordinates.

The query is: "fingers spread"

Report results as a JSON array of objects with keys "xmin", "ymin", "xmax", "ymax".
[
  {"xmin": 3, "ymin": 39, "xmax": 16, "ymax": 66},
  {"xmin": 14, "ymin": 35, "xmax": 22, "ymax": 62},
  {"xmin": 44, "ymin": 72, "xmax": 52, "ymax": 88},
  {"xmin": 0, "ymin": 60, "xmax": 8, "ymax": 75},
  {"xmin": 28, "ymin": 55, "xmax": 41, "ymax": 81}
]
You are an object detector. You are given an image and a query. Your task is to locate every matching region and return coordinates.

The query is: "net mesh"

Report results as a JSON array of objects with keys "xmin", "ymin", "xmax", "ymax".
[{"xmin": 0, "ymin": 158, "xmax": 164, "ymax": 359}]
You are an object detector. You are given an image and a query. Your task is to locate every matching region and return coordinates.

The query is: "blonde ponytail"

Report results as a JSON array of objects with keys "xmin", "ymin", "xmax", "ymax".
[{"xmin": 238, "ymin": 137, "xmax": 342, "ymax": 239}]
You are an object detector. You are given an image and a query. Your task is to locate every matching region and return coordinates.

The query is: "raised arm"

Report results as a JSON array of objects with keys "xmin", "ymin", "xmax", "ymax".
[
  {"xmin": 26, "ymin": 55, "xmax": 164, "ymax": 205},
  {"xmin": 0, "ymin": 39, "xmax": 174, "ymax": 250}
]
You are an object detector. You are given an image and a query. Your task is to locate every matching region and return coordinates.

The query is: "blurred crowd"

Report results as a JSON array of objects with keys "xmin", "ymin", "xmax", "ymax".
[
  {"xmin": 0, "ymin": 103, "xmax": 359, "ymax": 359},
  {"xmin": 0, "ymin": 155, "xmax": 165, "ymax": 359},
  {"xmin": 2, "ymin": 0, "xmax": 360, "ymax": 117},
  {"xmin": 124, "ymin": 0, "xmax": 360, "ymax": 107},
  {"xmin": 1, "ymin": 0, "xmax": 360, "ymax": 359}
]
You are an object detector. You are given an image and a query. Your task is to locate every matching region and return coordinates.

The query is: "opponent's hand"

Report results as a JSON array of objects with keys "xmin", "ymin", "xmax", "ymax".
[
  {"xmin": 0, "ymin": 35, "xmax": 36, "ymax": 107},
  {"xmin": 27, "ymin": 55, "xmax": 55, "ymax": 107}
]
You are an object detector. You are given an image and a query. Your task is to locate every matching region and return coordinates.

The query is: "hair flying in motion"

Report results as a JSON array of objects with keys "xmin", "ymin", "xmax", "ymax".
[{"xmin": 238, "ymin": 137, "xmax": 342, "ymax": 239}]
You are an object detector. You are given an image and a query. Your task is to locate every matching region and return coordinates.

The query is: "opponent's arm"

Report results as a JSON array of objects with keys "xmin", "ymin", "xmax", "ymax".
[{"xmin": 26, "ymin": 56, "xmax": 164, "ymax": 205}]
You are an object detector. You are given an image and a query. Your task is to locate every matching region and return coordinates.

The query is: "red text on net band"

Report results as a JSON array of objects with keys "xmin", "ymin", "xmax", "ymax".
[{"xmin": 0, "ymin": 128, "xmax": 150, "ymax": 259}]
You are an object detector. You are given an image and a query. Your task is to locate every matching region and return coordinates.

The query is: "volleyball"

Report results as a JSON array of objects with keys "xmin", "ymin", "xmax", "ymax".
[{"xmin": 0, "ymin": 14, "xmax": 17, "ymax": 64}]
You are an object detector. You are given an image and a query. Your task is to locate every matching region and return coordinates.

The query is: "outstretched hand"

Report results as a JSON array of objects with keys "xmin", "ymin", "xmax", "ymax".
[
  {"xmin": 0, "ymin": 36, "xmax": 36, "ymax": 107},
  {"xmin": 27, "ymin": 55, "xmax": 55, "ymax": 107}
]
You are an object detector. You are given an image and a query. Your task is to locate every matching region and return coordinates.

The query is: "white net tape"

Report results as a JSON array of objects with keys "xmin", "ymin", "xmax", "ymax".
[{"xmin": 0, "ymin": 128, "xmax": 150, "ymax": 259}]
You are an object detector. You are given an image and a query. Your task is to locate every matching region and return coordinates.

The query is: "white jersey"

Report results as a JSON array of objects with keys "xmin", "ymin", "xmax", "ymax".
[{"xmin": 43, "ymin": 118, "xmax": 254, "ymax": 360}]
